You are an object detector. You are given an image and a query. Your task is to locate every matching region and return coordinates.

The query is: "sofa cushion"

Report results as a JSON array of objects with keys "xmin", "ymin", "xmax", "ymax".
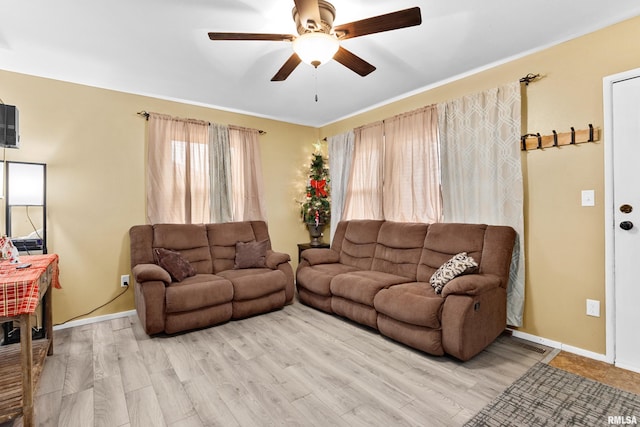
[
  {"xmin": 153, "ymin": 248, "xmax": 196, "ymax": 282},
  {"xmin": 429, "ymin": 252, "xmax": 478, "ymax": 294},
  {"xmin": 165, "ymin": 275, "xmax": 233, "ymax": 313},
  {"xmin": 330, "ymin": 270, "xmax": 412, "ymax": 306},
  {"xmin": 338, "ymin": 220, "xmax": 384, "ymax": 270},
  {"xmin": 374, "ymin": 283, "xmax": 444, "ymax": 329},
  {"xmin": 370, "ymin": 221, "xmax": 428, "ymax": 280},
  {"xmin": 296, "ymin": 264, "xmax": 360, "ymax": 296},
  {"xmin": 234, "ymin": 239, "xmax": 268, "ymax": 269},
  {"xmin": 218, "ymin": 269, "xmax": 286, "ymax": 301},
  {"xmin": 207, "ymin": 222, "xmax": 263, "ymax": 273},
  {"xmin": 417, "ymin": 223, "xmax": 486, "ymax": 282},
  {"xmin": 153, "ymin": 224, "xmax": 213, "ymax": 274}
]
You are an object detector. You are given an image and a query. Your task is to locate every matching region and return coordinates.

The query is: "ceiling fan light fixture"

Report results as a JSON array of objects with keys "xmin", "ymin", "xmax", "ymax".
[{"xmin": 293, "ymin": 32, "xmax": 339, "ymax": 68}]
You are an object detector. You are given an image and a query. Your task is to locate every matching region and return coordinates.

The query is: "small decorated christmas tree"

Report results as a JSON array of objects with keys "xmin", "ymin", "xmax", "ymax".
[{"xmin": 301, "ymin": 152, "xmax": 330, "ymax": 227}]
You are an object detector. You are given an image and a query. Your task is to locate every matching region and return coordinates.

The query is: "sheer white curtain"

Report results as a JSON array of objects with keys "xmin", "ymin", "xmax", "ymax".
[
  {"xmin": 383, "ymin": 105, "xmax": 442, "ymax": 223},
  {"xmin": 437, "ymin": 81, "xmax": 525, "ymax": 327},
  {"xmin": 209, "ymin": 123, "xmax": 232, "ymax": 223},
  {"xmin": 147, "ymin": 113, "xmax": 209, "ymax": 224},
  {"xmin": 228, "ymin": 125, "xmax": 267, "ymax": 221},
  {"xmin": 328, "ymin": 130, "xmax": 354, "ymax": 242},
  {"xmin": 343, "ymin": 122, "xmax": 384, "ymax": 220}
]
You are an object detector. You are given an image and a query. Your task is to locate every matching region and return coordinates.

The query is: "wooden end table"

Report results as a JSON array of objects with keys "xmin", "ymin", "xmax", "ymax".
[{"xmin": 0, "ymin": 254, "xmax": 59, "ymax": 427}]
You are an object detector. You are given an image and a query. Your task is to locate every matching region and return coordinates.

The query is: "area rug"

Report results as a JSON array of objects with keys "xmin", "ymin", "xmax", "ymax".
[{"xmin": 465, "ymin": 362, "xmax": 640, "ymax": 426}]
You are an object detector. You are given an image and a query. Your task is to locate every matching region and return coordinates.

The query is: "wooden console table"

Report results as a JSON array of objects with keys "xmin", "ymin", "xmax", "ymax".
[{"xmin": 0, "ymin": 254, "xmax": 59, "ymax": 427}]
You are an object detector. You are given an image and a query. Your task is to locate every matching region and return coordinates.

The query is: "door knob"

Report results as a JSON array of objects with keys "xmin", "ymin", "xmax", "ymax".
[{"xmin": 620, "ymin": 221, "xmax": 634, "ymax": 230}]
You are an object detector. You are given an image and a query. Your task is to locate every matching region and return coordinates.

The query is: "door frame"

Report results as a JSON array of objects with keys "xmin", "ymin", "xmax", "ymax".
[{"xmin": 603, "ymin": 66, "xmax": 640, "ymax": 367}]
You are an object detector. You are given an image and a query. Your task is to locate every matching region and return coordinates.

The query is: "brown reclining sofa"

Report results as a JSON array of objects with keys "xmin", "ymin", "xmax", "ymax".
[
  {"xmin": 296, "ymin": 220, "xmax": 516, "ymax": 361},
  {"xmin": 129, "ymin": 221, "xmax": 294, "ymax": 335}
]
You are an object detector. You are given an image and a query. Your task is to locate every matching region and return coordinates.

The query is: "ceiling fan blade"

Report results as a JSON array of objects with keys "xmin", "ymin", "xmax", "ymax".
[
  {"xmin": 271, "ymin": 53, "xmax": 302, "ymax": 81},
  {"xmin": 333, "ymin": 46, "xmax": 376, "ymax": 77},
  {"xmin": 208, "ymin": 32, "xmax": 295, "ymax": 42},
  {"xmin": 293, "ymin": 0, "xmax": 322, "ymax": 31},
  {"xmin": 334, "ymin": 7, "xmax": 422, "ymax": 40}
]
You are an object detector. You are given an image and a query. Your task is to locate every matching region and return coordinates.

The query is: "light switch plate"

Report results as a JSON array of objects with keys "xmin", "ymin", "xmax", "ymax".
[
  {"xmin": 581, "ymin": 190, "xmax": 595, "ymax": 206},
  {"xmin": 586, "ymin": 299, "xmax": 600, "ymax": 317}
]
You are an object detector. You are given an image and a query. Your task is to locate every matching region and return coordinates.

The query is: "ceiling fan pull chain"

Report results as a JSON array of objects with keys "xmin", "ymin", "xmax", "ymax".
[{"xmin": 314, "ymin": 68, "xmax": 319, "ymax": 102}]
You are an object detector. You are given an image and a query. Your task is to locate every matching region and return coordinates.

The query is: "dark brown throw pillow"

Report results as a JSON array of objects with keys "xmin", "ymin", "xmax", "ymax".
[
  {"xmin": 153, "ymin": 248, "xmax": 196, "ymax": 282},
  {"xmin": 234, "ymin": 240, "xmax": 268, "ymax": 269}
]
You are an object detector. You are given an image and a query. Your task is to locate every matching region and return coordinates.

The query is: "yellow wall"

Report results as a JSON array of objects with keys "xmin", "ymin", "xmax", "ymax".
[
  {"xmin": 321, "ymin": 15, "xmax": 640, "ymax": 354},
  {"xmin": 0, "ymin": 71, "xmax": 316, "ymax": 325},
  {"xmin": 2, "ymin": 14, "xmax": 638, "ymax": 354}
]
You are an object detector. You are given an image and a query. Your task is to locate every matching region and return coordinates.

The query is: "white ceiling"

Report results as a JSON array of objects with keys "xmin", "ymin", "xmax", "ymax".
[{"xmin": 1, "ymin": 1, "xmax": 639, "ymax": 127}]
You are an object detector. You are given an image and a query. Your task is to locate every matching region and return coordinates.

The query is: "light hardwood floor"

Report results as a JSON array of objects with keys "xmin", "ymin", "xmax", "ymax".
[{"xmin": 2, "ymin": 303, "xmax": 553, "ymax": 427}]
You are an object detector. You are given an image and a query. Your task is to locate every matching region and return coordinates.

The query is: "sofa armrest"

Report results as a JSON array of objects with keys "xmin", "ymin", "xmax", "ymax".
[
  {"xmin": 441, "ymin": 274, "xmax": 502, "ymax": 297},
  {"xmin": 265, "ymin": 250, "xmax": 291, "ymax": 269},
  {"xmin": 132, "ymin": 263, "xmax": 171, "ymax": 284},
  {"xmin": 301, "ymin": 248, "xmax": 340, "ymax": 265}
]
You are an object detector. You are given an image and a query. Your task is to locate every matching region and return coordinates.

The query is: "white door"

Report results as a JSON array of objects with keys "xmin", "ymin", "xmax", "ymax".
[{"xmin": 607, "ymin": 72, "xmax": 640, "ymax": 373}]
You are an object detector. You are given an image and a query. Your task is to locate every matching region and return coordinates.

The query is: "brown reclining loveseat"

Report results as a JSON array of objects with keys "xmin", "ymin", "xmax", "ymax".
[
  {"xmin": 296, "ymin": 220, "xmax": 516, "ymax": 361},
  {"xmin": 129, "ymin": 221, "xmax": 294, "ymax": 335}
]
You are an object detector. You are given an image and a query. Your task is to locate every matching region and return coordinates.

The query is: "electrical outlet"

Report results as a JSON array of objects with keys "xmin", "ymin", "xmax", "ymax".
[
  {"xmin": 121, "ymin": 274, "xmax": 130, "ymax": 288},
  {"xmin": 586, "ymin": 299, "xmax": 600, "ymax": 317},
  {"xmin": 581, "ymin": 190, "xmax": 595, "ymax": 206}
]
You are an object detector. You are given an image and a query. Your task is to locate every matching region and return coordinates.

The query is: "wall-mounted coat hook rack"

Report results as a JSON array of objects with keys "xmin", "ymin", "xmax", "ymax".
[{"xmin": 521, "ymin": 124, "xmax": 599, "ymax": 151}]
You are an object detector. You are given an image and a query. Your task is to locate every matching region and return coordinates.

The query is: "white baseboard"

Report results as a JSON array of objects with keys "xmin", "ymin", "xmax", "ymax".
[
  {"xmin": 613, "ymin": 361, "xmax": 640, "ymax": 374},
  {"xmin": 53, "ymin": 309, "xmax": 137, "ymax": 331},
  {"xmin": 509, "ymin": 329, "xmax": 562, "ymax": 349},
  {"xmin": 561, "ymin": 342, "xmax": 607, "ymax": 362},
  {"xmin": 509, "ymin": 329, "xmax": 607, "ymax": 363}
]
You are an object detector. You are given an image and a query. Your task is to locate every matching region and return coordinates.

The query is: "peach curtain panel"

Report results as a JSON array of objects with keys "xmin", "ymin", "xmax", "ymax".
[
  {"xmin": 147, "ymin": 113, "xmax": 210, "ymax": 224},
  {"xmin": 383, "ymin": 105, "xmax": 442, "ymax": 223},
  {"xmin": 340, "ymin": 107, "xmax": 442, "ymax": 223},
  {"xmin": 437, "ymin": 81, "xmax": 524, "ymax": 327},
  {"xmin": 146, "ymin": 115, "xmax": 266, "ymax": 224},
  {"xmin": 342, "ymin": 122, "xmax": 385, "ymax": 220}
]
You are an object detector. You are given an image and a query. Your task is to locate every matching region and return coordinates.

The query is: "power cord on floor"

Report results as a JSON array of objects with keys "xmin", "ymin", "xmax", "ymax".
[{"xmin": 54, "ymin": 284, "xmax": 130, "ymax": 327}]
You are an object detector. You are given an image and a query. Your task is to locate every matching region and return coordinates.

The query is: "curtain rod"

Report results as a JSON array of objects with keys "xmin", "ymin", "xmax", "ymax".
[
  {"xmin": 136, "ymin": 111, "xmax": 266, "ymax": 135},
  {"xmin": 520, "ymin": 73, "xmax": 541, "ymax": 86}
]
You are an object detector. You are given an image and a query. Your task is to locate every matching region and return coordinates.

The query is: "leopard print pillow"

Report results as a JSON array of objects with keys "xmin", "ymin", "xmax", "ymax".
[{"xmin": 430, "ymin": 252, "xmax": 478, "ymax": 294}]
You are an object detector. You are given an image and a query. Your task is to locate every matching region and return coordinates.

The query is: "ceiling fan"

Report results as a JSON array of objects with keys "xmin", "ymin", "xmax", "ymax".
[{"xmin": 208, "ymin": 0, "xmax": 422, "ymax": 81}]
